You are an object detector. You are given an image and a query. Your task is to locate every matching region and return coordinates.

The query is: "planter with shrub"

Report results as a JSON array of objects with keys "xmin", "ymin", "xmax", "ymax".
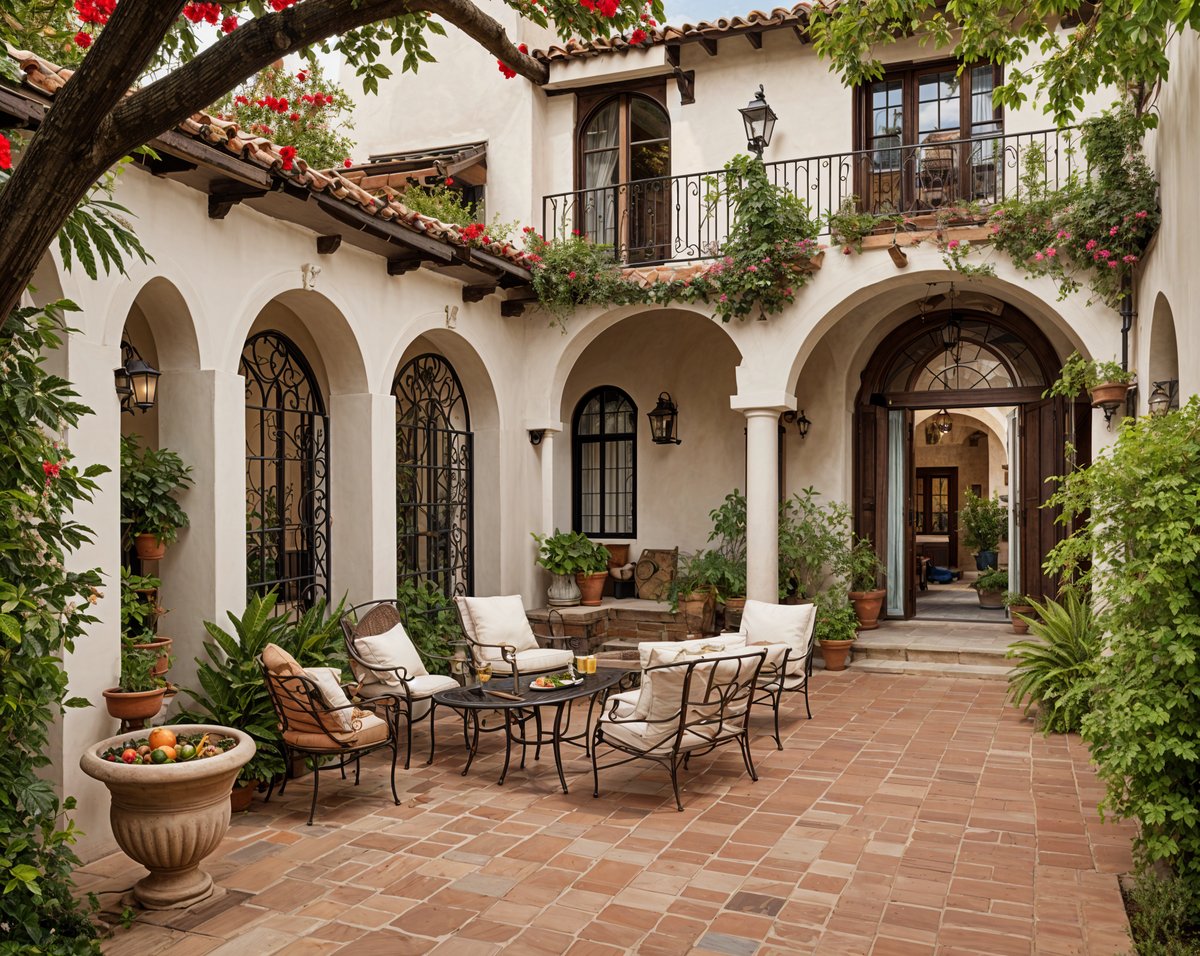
[
  {"xmin": 531, "ymin": 529, "xmax": 610, "ymax": 607},
  {"xmin": 1004, "ymin": 592, "xmax": 1036, "ymax": 634},
  {"xmin": 121, "ymin": 434, "xmax": 193, "ymax": 560},
  {"xmin": 972, "ymin": 569, "xmax": 1008, "ymax": 608},
  {"xmin": 103, "ymin": 647, "xmax": 168, "ymax": 724},
  {"xmin": 842, "ymin": 534, "xmax": 887, "ymax": 629},
  {"xmin": 960, "ymin": 489, "xmax": 1006, "ymax": 570},
  {"xmin": 815, "ymin": 592, "xmax": 860, "ymax": 671}
]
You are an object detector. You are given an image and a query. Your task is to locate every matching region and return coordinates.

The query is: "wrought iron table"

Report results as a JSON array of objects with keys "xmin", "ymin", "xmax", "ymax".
[{"xmin": 432, "ymin": 670, "xmax": 622, "ymax": 793}]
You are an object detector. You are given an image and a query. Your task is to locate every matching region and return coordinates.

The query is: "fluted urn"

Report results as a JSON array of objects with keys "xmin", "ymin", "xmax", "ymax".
[{"xmin": 79, "ymin": 724, "xmax": 255, "ymax": 909}]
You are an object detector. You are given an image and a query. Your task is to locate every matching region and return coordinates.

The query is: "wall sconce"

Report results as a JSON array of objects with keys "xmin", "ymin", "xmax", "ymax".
[
  {"xmin": 1147, "ymin": 380, "xmax": 1177, "ymax": 417},
  {"xmin": 647, "ymin": 392, "xmax": 681, "ymax": 445},
  {"xmin": 739, "ymin": 85, "xmax": 777, "ymax": 160},
  {"xmin": 114, "ymin": 340, "xmax": 160, "ymax": 413},
  {"xmin": 783, "ymin": 408, "xmax": 811, "ymax": 439},
  {"xmin": 528, "ymin": 429, "xmax": 545, "ymax": 445}
]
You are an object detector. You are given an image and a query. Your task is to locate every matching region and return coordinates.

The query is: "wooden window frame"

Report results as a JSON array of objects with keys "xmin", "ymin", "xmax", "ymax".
[{"xmin": 572, "ymin": 386, "xmax": 637, "ymax": 539}]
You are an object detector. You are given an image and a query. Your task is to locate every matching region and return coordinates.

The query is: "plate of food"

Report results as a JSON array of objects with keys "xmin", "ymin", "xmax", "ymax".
[{"xmin": 530, "ymin": 672, "xmax": 583, "ymax": 691}]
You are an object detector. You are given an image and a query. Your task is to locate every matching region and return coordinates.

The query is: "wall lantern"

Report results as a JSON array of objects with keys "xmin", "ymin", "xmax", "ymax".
[
  {"xmin": 1147, "ymin": 380, "xmax": 1175, "ymax": 418},
  {"xmin": 783, "ymin": 408, "xmax": 811, "ymax": 439},
  {"xmin": 739, "ymin": 85, "xmax": 777, "ymax": 159},
  {"xmin": 114, "ymin": 341, "xmax": 161, "ymax": 413},
  {"xmin": 647, "ymin": 392, "xmax": 681, "ymax": 445},
  {"xmin": 933, "ymin": 407, "xmax": 953, "ymax": 434}
]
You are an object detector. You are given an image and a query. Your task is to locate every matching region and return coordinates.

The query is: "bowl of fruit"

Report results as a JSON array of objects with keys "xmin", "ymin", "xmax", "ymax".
[{"xmin": 79, "ymin": 723, "xmax": 255, "ymax": 910}]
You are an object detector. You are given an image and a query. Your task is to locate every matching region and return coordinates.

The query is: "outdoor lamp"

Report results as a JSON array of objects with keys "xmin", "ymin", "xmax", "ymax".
[
  {"xmin": 125, "ymin": 356, "xmax": 161, "ymax": 411},
  {"xmin": 1147, "ymin": 381, "xmax": 1172, "ymax": 418},
  {"xmin": 933, "ymin": 407, "xmax": 953, "ymax": 434},
  {"xmin": 940, "ymin": 314, "xmax": 962, "ymax": 355},
  {"xmin": 783, "ymin": 408, "xmax": 811, "ymax": 439},
  {"xmin": 739, "ymin": 85, "xmax": 777, "ymax": 159},
  {"xmin": 648, "ymin": 392, "xmax": 681, "ymax": 445}
]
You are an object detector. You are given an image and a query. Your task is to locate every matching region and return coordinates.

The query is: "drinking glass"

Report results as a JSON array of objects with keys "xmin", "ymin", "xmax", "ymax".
[
  {"xmin": 575, "ymin": 654, "xmax": 588, "ymax": 675},
  {"xmin": 586, "ymin": 655, "xmax": 597, "ymax": 674},
  {"xmin": 475, "ymin": 662, "xmax": 492, "ymax": 684}
]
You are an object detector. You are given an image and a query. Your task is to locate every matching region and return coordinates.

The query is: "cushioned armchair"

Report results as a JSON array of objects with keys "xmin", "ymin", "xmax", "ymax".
[
  {"xmin": 732, "ymin": 600, "xmax": 818, "ymax": 749},
  {"xmin": 591, "ymin": 646, "xmax": 767, "ymax": 811},
  {"xmin": 453, "ymin": 595, "xmax": 574, "ymax": 685},
  {"xmin": 339, "ymin": 600, "xmax": 461, "ymax": 769},
  {"xmin": 259, "ymin": 642, "xmax": 401, "ymax": 825}
]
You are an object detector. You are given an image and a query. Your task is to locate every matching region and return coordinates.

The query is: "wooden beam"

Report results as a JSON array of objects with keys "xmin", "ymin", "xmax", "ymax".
[
  {"xmin": 665, "ymin": 44, "xmax": 681, "ymax": 68},
  {"xmin": 140, "ymin": 151, "xmax": 198, "ymax": 177},
  {"xmin": 699, "ymin": 37, "xmax": 718, "ymax": 56},
  {"xmin": 316, "ymin": 235, "xmax": 342, "ymax": 255},
  {"xmin": 386, "ymin": 255, "xmax": 425, "ymax": 275},
  {"xmin": 0, "ymin": 86, "xmax": 46, "ymax": 129},
  {"xmin": 885, "ymin": 387, "xmax": 1046, "ymax": 409},
  {"xmin": 792, "ymin": 25, "xmax": 810, "ymax": 43},
  {"xmin": 462, "ymin": 284, "xmax": 497, "ymax": 303},
  {"xmin": 746, "ymin": 31, "xmax": 763, "ymax": 49},
  {"xmin": 155, "ymin": 129, "xmax": 271, "ymax": 189},
  {"xmin": 674, "ymin": 69, "xmax": 696, "ymax": 106},
  {"xmin": 207, "ymin": 180, "xmax": 269, "ymax": 220}
]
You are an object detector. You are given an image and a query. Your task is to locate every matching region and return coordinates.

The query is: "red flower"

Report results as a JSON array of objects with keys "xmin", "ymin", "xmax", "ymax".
[
  {"xmin": 43, "ymin": 461, "xmax": 61, "ymax": 478},
  {"xmin": 343, "ymin": 158, "xmax": 353, "ymax": 168},
  {"xmin": 518, "ymin": 43, "xmax": 529, "ymax": 53},
  {"xmin": 221, "ymin": 15, "xmax": 237, "ymax": 32},
  {"xmin": 445, "ymin": 177, "xmax": 455, "ymax": 186},
  {"xmin": 235, "ymin": 94, "xmax": 249, "ymax": 105},
  {"xmin": 598, "ymin": 0, "xmax": 619, "ymax": 16},
  {"xmin": 74, "ymin": 31, "xmax": 92, "ymax": 48},
  {"xmin": 630, "ymin": 28, "xmax": 648, "ymax": 44},
  {"xmin": 279, "ymin": 145, "xmax": 297, "ymax": 171},
  {"xmin": 297, "ymin": 71, "xmax": 309, "ymax": 82},
  {"xmin": 290, "ymin": 112, "xmax": 301, "ymax": 122},
  {"xmin": 0, "ymin": 133, "xmax": 10, "ymax": 170},
  {"xmin": 497, "ymin": 60, "xmax": 517, "ymax": 79}
]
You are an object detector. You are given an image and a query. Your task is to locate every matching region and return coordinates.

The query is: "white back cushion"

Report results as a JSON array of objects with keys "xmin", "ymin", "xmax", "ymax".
[
  {"xmin": 304, "ymin": 666, "xmax": 354, "ymax": 731},
  {"xmin": 741, "ymin": 600, "xmax": 816, "ymax": 675},
  {"xmin": 636, "ymin": 633, "xmax": 747, "ymax": 670},
  {"xmin": 634, "ymin": 646, "xmax": 692, "ymax": 723},
  {"xmin": 462, "ymin": 595, "xmax": 539, "ymax": 660},
  {"xmin": 352, "ymin": 622, "xmax": 427, "ymax": 686}
]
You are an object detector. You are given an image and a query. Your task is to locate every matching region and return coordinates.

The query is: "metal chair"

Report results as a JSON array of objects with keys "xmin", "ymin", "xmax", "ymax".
[{"xmin": 453, "ymin": 595, "xmax": 575, "ymax": 687}]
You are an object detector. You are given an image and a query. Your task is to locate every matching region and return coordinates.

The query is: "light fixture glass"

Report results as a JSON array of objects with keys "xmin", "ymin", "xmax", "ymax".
[
  {"xmin": 125, "ymin": 357, "xmax": 161, "ymax": 411},
  {"xmin": 739, "ymin": 85, "xmax": 777, "ymax": 159},
  {"xmin": 1147, "ymin": 382, "xmax": 1172, "ymax": 418},
  {"xmin": 647, "ymin": 392, "xmax": 681, "ymax": 445},
  {"xmin": 933, "ymin": 408, "xmax": 953, "ymax": 434}
]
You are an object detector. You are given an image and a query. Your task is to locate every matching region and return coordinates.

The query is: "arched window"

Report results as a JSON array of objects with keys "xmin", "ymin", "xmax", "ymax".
[
  {"xmin": 579, "ymin": 94, "xmax": 671, "ymax": 263},
  {"xmin": 573, "ymin": 386, "xmax": 636, "ymax": 537},
  {"xmin": 242, "ymin": 330, "xmax": 329, "ymax": 612}
]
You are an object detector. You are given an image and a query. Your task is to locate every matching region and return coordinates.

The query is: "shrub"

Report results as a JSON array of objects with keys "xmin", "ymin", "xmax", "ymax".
[
  {"xmin": 120, "ymin": 433, "xmax": 192, "ymax": 545},
  {"xmin": 1124, "ymin": 868, "xmax": 1200, "ymax": 955},
  {"xmin": 959, "ymin": 488, "xmax": 1006, "ymax": 553},
  {"xmin": 972, "ymin": 569, "xmax": 1009, "ymax": 592},
  {"xmin": 531, "ymin": 529, "xmax": 610, "ymax": 575},
  {"xmin": 814, "ymin": 591, "xmax": 859, "ymax": 643},
  {"xmin": 778, "ymin": 487, "xmax": 852, "ymax": 601}
]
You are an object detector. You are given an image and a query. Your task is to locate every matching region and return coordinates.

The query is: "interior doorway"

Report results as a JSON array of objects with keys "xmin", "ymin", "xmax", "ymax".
[{"xmin": 853, "ymin": 299, "xmax": 1089, "ymax": 621}]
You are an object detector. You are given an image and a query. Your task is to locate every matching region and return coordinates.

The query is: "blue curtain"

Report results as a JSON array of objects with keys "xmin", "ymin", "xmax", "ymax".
[{"xmin": 886, "ymin": 410, "xmax": 906, "ymax": 617}]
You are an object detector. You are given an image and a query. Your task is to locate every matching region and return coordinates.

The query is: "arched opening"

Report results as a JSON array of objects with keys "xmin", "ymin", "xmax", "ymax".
[
  {"xmin": 1148, "ymin": 293, "xmax": 1180, "ymax": 413},
  {"xmin": 572, "ymin": 386, "xmax": 637, "ymax": 537},
  {"xmin": 393, "ymin": 352, "xmax": 473, "ymax": 600},
  {"xmin": 854, "ymin": 300, "xmax": 1083, "ymax": 618},
  {"xmin": 241, "ymin": 330, "xmax": 330, "ymax": 612}
]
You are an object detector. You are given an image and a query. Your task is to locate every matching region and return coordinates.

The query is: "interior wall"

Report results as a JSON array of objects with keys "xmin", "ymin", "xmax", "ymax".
[{"xmin": 913, "ymin": 413, "xmax": 996, "ymax": 570}]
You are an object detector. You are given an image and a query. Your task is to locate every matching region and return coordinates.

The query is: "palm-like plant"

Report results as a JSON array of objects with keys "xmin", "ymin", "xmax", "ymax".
[
  {"xmin": 1006, "ymin": 589, "xmax": 1100, "ymax": 734},
  {"xmin": 177, "ymin": 590, "xmax": 347, "ymax": 784}
]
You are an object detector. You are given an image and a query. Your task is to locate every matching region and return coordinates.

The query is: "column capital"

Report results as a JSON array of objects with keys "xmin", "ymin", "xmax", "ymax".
[{"xmin": 730, "ymin": 392, "xmax": 796, "ymax": 415}]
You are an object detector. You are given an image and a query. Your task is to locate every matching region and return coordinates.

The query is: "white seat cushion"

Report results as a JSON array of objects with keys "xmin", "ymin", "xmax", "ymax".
[
  {"xmin": 490, "ymin": 647, "xmax": 573, "ymax": 675},
  {"xmin": 604, "ymin": 689, "xmax": 640, "ymax": 719},
  {"xmin": 356, "ymin": 673, "xmax": 459, "ymax": 721},
  {"xmin": 303, "ymin": 666, "xmax": 354, "ymax": 731},
  {"xmin": 600, "ymin": 719, "xmax": 719, "ymax": 755},
  {"xmin": 461, "ymin": 595, "xmax": 540, "ymax": 660},
  {"xmin": 740, "ymin": 600, "xmax": 816, "ymax": 677},
  {"xmin": 351, "ymin": 622, "xmax": 428, "ymax": 687}
]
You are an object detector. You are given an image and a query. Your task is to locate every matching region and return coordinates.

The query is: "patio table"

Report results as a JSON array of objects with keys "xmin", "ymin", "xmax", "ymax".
[{"xmin": 433, "ymin": 670, "xmax": 622, "ymax": 793}]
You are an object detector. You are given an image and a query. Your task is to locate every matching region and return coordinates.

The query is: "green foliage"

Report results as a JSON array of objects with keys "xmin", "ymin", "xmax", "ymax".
[
  {"xmin": 1125, "ymin": 869, "xmax": 1200, "ymax": 955},
  {"xmin": 778, "ymin": 487, "xmax": 852, "ymax": 601},
  {"xmin": 826, "ymin": 196, "xmax": 899, "ymax": 254},
  {"xmin": 814, "ymin": 591, "xmax": 859, "ymax": 644},
  {"xmin": 212, "ymin": 62, "xmax": 355, "ymax": 171},
  {"xmin": 1003, "ymin": 591, "xmax": 1034, "ymax": 608},
  {"xmin": 399, "ymin": 181, "xmax": 476, "ymax": 226},
  {"xmin": 990, "ymin": 109, "xmax": 1160, "ymax": 307},
  {"xmin": 0, "ymin": 300, "xmax": 105, "ymax": 953},
  {"xmin": 667, "ymin": 549, "xmax": 719, "ymax": 612},
  {"xmin": 531, "ymin": 529, "xmax": 609, "ymax": 575},
  {"xmin": 1045, "ymin": 398, "xmax": 1200, "ymax": 888},
  {"xmin": 396, "ymin": 578, "xmax": 459, "ymax": 677},
  {"xmin": 841, "ymin": 535, "xmax": 885, "ymax": 593},
  {"xmin": 523, "ymin": 231, "xmax": 642, "ymax": 330},
  {"xmin": 1006, "ymin": 590, "xmax": 1100, "ymax": 734},
  {"xmin": 959, "ymin": 488, "xmax": 1006, "ymax": 553},
  {"xmin": 119, "ymin": 433, "xmax": 193, "ymax": 545},
  {"xmin": 119, "ymin": 567, "xmax": 161, "ymax": 644},
  {"xmin": 177, "ymin": 591, "xmax": 347, "ymax": 785},
  {"xmin": 117, "ymin": 646, "xmax": 162, "ymax": 694},
  {"xmin": 972, "ymin": 569, "xmax": 1009, "ymax": 592},
  {"xmin": 1047, "ymin": 351, "xmax": 1135, "ymax": 399},
  {"xmin": 704, "ymin": 490, "xmax": 747, "ymax": 599}
]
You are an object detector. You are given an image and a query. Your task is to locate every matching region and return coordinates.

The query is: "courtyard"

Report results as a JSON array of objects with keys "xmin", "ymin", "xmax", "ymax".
[{"xmin": 89, "ymin": 670, "xmax": 1133, "ymax": 955}]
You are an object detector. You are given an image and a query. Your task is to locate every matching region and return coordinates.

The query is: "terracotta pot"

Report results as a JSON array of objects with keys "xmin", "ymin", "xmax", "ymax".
[
  {"xmin": 547, "ymin": 572, "xmax": 581, "ymax": 607},
  {"xmin": 102, "ymin": 686, "xmax": 167, "ymax": 724},
  {"xmin": 604, "ymin": 544, "xmax": 630, "ymax": 568},
  {"xmin": 230, "ymin": 780, "xmax": 256, "ymax": 813},
  {"xmin": 976, "ymin": 588, "xmax": 1005, "ymax": 609},
  {"xmin": 1089, "ymin": 382, "xmax": 1131, "ymax": 409},
  {"xmin": 135, "ymin": 534, "xmax": 167, "ymax": 561},
  {"xmin": 848, "ymin": 589, "xmax": 886, "ymax": 630},
  {"xmin": 819, "ymin": 639, "xmax": 854, "ymax": 672},
  {"xmin": 679, "ymin": 591, "xmax": 715, "ymax": 636},
  {"xmin": 1010, "ymin": 604, "xmax": 1034, "ymax": 634},
  {"xmin": 79, "ymin": 724, "xmax": 255, "ymax": 910},
  {"xmin": 575, "ymin": 571, "xmax": 607, "ymax": 607},
  {"xmin": 131, "ymin": 636, "xmax": 173, "ymax": 677}
]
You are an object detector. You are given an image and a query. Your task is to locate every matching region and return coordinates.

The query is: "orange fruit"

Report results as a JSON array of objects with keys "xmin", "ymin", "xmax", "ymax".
[
  {"xmin": 148, "ymin": 727, "xmax": 177, "ymax": 750},
  {"xmin": 158, "ymin": 745, "xmax": 177, "ymax": 761}
]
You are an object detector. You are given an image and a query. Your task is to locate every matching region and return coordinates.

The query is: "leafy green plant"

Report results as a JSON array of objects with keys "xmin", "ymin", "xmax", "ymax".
[
  {"xmin": 120, "ymin": 433, "xmax": 193, "ymax": 545},
  {"xmin": 522, "ymin": 230, "xmax": 642, "ymax": 330},
  {"xmin": 1005, "ymin": 590, "xmax": 1100, "ymax": 734},
  {"xmin": 399, "ymin": 180, "xmax": 476, "ymax": 226},
  {"xmin": 704, "ymin": 490, "xmax": 747, "ymax": 599},
  {"xmin": 531, "ymin": 529, "xmax": 610, "ymax": 576},
  {"xmin": 841, "ymin": 534, "xmax": 885, "ymax": 593},
  {"xmin": 814, "ymin": 591, "xmax": 859, "ymax": 644},
  {"xmin": 1003, "ymin": 591, "xmax": 1034, "ymax": 608},
  {"xmin": 117, "ymin": 647, "xmax": 164, "ymax": 694},
  {"xmin": 959, "ymin": 488, "xmax": 1006, "ymax": 554},
  {"xmin": 1124, "ymin": 868, "xmax": 1200, "ymax": 955},
  {"xmin": 826, "ymin": 196, "xmax": 897, "ymax": 254},
  {"xmin": 778, "ymin": 487, "xmax": 852, "ymax": 601},
  {"xmin": 667, "ymin": 549, "xmax": 719, "ymax": 613},
  {"xmin": 1046, "ymin": 351, "xmax": 1135, "ymax": 399},
  {"xmin": 120, "ymin": 567, "xmax": 162, "ymax": 644},
  {"xmin": 177, "ymin": 591, "xmax": 347, "ymax": 785},
  {"xmin": 972, "ymin": 569, "xmax": 1009, "ymax": 592},
  {"xmin": 397, "ymin": 577, "xmax": 459, "ymax": 676},
  {"xmin": 1046, "ymin": 397, "xmax": 1200, "ymax": 890},
  {"xmin": 0, "ymin": 300, "xmax": 106, "ymax": 952}
]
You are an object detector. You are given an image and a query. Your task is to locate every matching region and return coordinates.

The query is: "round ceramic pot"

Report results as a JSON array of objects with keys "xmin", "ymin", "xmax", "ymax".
[
  {"xmin": 723, "ymin": 596, "xmax": 746, "ymax": 632},
  {"xmin": 230, "ymin": 780, "xmax": 256, "ymax": 813},
  {"xmin": 680, "ymin": 592, "xmax": 715, "ymax": 636},
  {"xmin": 1089, "ymin": 382, "xmax": 1131, "ymax": 409},
  {"xmin": 975, "ymin": 551, "xmax": 998, "ymax": 571},
  {"xmin": 819, "ymin": 639, "xmax": 854, "ymax": 672},
  {"xmin": 134, "ymin": 534, "xmax": 167, "ymax": 561},
  {"xmin": 79, "ymin": 724, "xmax": 255, "ymax": 910},
  {"xmin": 547, "ymin": 572, "xmax": 581, "ymax": 607},
  {"xmin": 977, "ymin": 588, "xmax": 1005, "ymax": 609},
  {"xmin": 848, "ymin": 589, "xmax": 886, "ymax": 630},
  {"xmin": 575, "ymin": 571, "xmax": 607, "ymax": 607},
  {"xmin": 131, "ymin": 637, "xmax": 173, "ymax": 677},
  {"xmin": 102, "ymin": 687, "xmax": 167, "ymax": 724},
  {"xmin": 1010, "ymin": 604, "xmax": 1034, "ymax": 634}
]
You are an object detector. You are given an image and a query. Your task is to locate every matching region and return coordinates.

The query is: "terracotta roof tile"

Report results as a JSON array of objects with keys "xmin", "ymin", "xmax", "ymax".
[
  {"xmin": 2, "ymin": 45, "xmax": 529, "ymax": 271},
  {"xmin": 532, "ymin": 3, "xmax": 820, "ymax": 62}
]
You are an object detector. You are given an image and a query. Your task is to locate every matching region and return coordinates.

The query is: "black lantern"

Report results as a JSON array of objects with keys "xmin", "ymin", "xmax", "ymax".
[
  {"xmin": 783, "ymin": 408, "xmax": 811, "ymax": 439},
  {"xmin": 739, "ymin": 85, "xmax": 777, "ymax": 159},
  {"xmin": 940, "ymin": 314, "xmax": 962, "ymax": 355},
  {"xmin": 114, "ymin": 340, "xmax": 161, "ymax": 413},
  {"xmin": 933, "ymin": 407, "xmax": 953, "ymax": 434},
  {"xmin": 648, "ymin": 392, "xmax": 681, "ymax": 445},
  {"xmin": 1147, "ymin": 381, "xmax": 1173, "ymax": 418}
]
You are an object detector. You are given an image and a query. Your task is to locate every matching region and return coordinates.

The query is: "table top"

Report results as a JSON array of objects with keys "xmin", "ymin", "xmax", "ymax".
[{"xmin": 433, "ymin": 670, "xmax": 622, "ymax": 710}]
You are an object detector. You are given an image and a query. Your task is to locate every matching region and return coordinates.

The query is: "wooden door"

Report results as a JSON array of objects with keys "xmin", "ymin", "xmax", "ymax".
[
  {"xmin": 853, "ymin": 403, "xmax": 889, "ymax": 552},
  {"xmin": 903, "ymin": 410, "xmax": 916, "ymax": 617},
  {"xmin": 1019, "ymin": 397, "xmax": 1064, "ymax": 601}
]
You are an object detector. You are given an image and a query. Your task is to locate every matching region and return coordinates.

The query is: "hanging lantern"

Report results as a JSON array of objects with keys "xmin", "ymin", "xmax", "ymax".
[
  {"xmin": 1147, "ymin": 381, "xmax": 1172, "ymax": 418},
  {"xmin": 933, "ymin": 408, "xmax": 953, "ymax": 434},
  {"xmin": 647, "ymin": 392, "xmax": 681, "ymax": 445},
  {"xmin": 125, "ymin": 356, "xmax": 161, "ymax": 411}
]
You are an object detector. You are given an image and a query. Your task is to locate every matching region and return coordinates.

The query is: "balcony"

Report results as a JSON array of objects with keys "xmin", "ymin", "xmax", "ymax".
[{"xmin": 542, "ymin": 127, "xmax": 1083, "ymax": 266}]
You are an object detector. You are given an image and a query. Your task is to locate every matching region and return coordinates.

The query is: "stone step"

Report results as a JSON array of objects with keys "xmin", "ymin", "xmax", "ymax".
[
  {"xmin": 850, "ymin": 658, "xmax": 1011, "ymax": 681},
  {"xmin": 853, "ymin": 639, "xmax": 1009, "ymax": 667}
]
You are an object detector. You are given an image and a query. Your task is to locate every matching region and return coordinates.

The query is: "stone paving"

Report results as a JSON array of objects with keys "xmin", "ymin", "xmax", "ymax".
[{"xmin": 83, "ymin": 670, "xmax": 1135, "ymax": 955}]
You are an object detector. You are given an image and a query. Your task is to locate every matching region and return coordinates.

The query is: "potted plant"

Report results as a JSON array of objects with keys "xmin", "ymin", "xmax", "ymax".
[
  {"xmin": 842, "ymin": 534, "xmax": 887, "ymax": 630},
  {"xmin": 706, "ymin": 490, "xmax": 748, "ymax": 625},
  {"xmin": 960, "ymin": 489, "xmax": 1006, "ymax": 570},
  {"xmin": 531, "ymin": 529, "xmax": 610, "ymax": 607},
  {"xmin": 103, "ymin": 647, "xmax": 168, "ymax": 724},
  {"xmin": 1004, "ymin": 592, "xmax": 1036, "ymax": 634},
  {"xmin": 121, "ymin": 434, "xmax": 194, "ymax": 560},
  {"xmin": 121, "ymin": 567, "xmax": 172, "ymax": 676},
  {"xmin": 1048, "ymin": 351, "xmax": 1135, "ymax": 409},
  {"xmin": 972, "ymin": 569, "xmax": 1009, "ymax": 608},
  {"xmin": 778, "ymin": 488, "xmax": 852, "ymax": 602},
  {"xmin": 668, "ymin": 550, "xmax": 718, "ymax": 635},
  {"xmin": 815, "ymin": 591, "xmax": 859, "ymax": 671}
]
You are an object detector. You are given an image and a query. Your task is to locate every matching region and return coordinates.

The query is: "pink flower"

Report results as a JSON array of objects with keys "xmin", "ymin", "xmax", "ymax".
[
  {"xmin": 784, "ymin": 287, "xmax": 793, "ymax": 296},
  {"xmin": 1056, "ymin": 229, "xmax": 1070, "ymax": 239},
  {"xmin": 1136, "ymin": 210, "xmax": 1148, "ymax": 218},
  {"xmin": 1108, "ymin": 261, "xmax": 1118, "ymax": 269},
  {"xmin": 1122, "ymin": 254, "xmax": 1139, "ymax": 263},
  {"xmin": 1046, "ymin": 247, "xmax": 1057, "ymax": 257},
  {"xmin": 719, "ymin": 294, "xmax": 728, "ymax": 302},
  {"xmin": 0, "ymin": 133, "xmax": 10, "ymax": 171},
  {"xmin": 1109, "ymin": 226, "xmax": 1119, "ymax": 236},
  {"xmin": 1034, "ymin": 252, "xmax": 1045, "ymax": 262},
  {"xmin": 1098, "ymin": 249, "xmax": 1111, "ymax": 258},
  {"xmin": 947, "ymin": 239, "xmax": 960, "ymax": 250},
  {"xmin": 746, "ymin": 264, "xmax": 758, "ymax": 272},
  {"xmin": 568, "ymin": 271, "xmax": 577, "ymax": 280},
  {"xmin": 1085, "ymin": 239, "xmax": 1098, "ymax": 251},
  {"xmin": 343, "ymin": 158, "xmax": 353, "ymax": 168},
  {"xmin": 42, "ymin": 461, "xmax": 61, "ymax": 478}
]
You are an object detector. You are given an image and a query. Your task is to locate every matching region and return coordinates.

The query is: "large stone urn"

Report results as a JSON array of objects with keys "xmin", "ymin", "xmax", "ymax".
[{"xmin": 79, "ymin": 724, "xmax": 255, "ymax": 910}]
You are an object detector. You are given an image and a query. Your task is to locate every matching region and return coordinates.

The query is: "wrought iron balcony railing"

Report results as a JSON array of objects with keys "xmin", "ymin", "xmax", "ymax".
[{"xmin": 542, "ymin": 126, "xmax": 1083, "ymax": 266}]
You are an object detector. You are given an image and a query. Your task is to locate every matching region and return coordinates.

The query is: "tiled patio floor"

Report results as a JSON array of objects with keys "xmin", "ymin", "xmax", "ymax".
[{"xmin": 84, "ymin": 670, "xmax": 1135, "ymax": 955}]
